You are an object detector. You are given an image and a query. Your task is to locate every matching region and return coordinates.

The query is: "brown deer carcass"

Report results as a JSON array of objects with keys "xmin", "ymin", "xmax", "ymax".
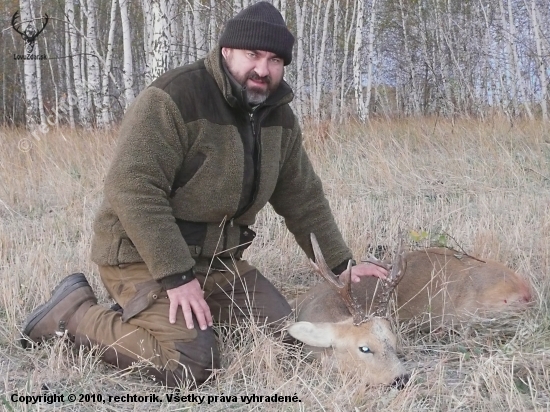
[
  {"xmin": 388, "ymin": 247, "xmax": 532, "ymax": 326},
  {"xmin": 288, "ymin": 235, "xmax": 532, "ymax": 386},
  {"xmin": 288, "ymin": 234, "xmax": 410, "ymax": 388}
]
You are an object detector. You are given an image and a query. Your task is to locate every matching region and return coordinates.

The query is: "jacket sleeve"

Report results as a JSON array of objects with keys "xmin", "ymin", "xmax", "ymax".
[
  {"xmin": 103, "ymin": 87, "xmax": 196, "ymax": 282},
  {"xmin": 269, "ymin": 116, "xmax": 353, "ymax": 269}
]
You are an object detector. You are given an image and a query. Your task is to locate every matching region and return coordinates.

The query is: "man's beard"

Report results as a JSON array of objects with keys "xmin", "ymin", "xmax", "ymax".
[{"xmin": 239, "ymin": 71, "xmax": 280, "ymax": 105}]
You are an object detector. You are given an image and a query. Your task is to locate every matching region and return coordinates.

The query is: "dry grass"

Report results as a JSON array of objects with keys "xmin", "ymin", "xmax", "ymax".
[{"xmin": 0, "ymin": 117, "xmax": 549, "ymax": 411}]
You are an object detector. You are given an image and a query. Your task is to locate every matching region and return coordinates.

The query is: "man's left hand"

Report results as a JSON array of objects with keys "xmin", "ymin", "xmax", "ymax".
[{"xmin": 340, "ymin": 262, "xmax": 388, "ymax": 283}]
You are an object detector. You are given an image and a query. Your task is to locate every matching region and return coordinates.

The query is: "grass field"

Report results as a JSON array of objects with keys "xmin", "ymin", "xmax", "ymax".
[{"xmin": 0, "ymin": 117, "xmax": 549, "ymax": 411}]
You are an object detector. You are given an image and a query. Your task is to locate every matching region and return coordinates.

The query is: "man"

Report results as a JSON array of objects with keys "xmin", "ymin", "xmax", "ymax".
[{"xmin": 21, "ymin": 2, "xmax": 387, "ymax": 387}]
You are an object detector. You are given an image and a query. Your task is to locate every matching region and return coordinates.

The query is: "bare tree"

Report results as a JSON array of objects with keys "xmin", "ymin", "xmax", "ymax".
[
  {"xmin": 120, "ymin": 0, "xmax": 135, "ymax": 108},
  {"xmin": 528, "ymin": 0, "xmax": 548, "ymax": 121},
  {"xmin": 17, "ymin": 0, "xmax": 40, "ymax": 127},
  {"xmin": 100, "ymin": 0, "xmax": 118, "ymax": 127},
  {"xmin": 84, "ymin": 0, "xmax": 101, "ymax": 125}
]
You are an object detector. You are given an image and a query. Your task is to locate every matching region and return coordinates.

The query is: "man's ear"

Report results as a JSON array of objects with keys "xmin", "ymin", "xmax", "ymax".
[{"xmin": 221, "ymin": 47, "xmax": 229, "ymax": 59}]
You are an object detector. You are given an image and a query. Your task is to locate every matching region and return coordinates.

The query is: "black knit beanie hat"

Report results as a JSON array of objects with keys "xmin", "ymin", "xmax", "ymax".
[{"xmin": 219, "ymin": 2, "xmax": 295, "ymax": 66}]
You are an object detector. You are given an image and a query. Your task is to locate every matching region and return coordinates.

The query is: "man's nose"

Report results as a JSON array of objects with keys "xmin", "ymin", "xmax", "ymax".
[{"xmin": 254, "ymin": 58, "xmax": 269, "ymax": 77}]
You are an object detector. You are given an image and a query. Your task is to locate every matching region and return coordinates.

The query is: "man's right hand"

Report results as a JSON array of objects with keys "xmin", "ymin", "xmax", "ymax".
[{"xmin": 166, "ymin": 279, "xmax": 213, "ymax": 330}]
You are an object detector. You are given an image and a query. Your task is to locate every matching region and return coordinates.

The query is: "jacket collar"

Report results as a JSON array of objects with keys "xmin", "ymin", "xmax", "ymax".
[{"xmin": 204, "ymin": 45, "xmax": 294, "ymax": 111}]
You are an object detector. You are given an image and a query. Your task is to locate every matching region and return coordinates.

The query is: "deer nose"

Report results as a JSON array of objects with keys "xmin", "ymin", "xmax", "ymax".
[{"xmin": 391, "ymin": 374, "xmax": 410, "ymax": 390}]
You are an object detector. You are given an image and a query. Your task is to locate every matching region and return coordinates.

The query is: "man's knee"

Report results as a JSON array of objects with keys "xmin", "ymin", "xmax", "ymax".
[{"xmin": 168, "ymin": 327, "xmax": 221, "ymax": 387}]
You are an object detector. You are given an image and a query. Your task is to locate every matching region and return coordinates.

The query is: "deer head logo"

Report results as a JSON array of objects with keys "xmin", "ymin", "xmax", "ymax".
[{"xmin": 11, "ymin": 10, "xmax": 49, "ymax": 54}]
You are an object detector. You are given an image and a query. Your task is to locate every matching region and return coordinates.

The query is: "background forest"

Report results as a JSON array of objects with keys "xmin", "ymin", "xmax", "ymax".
[
  {"xmin": 1, "ymin": 0, "xmax": 550, "ymax": 131},
  {"xmin": 1, "ymin": 1, "xmax": 550, "ymax": 410}
]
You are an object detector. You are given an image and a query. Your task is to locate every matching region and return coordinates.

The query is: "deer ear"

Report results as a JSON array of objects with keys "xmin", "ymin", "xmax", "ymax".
[{"xmin": 288, "ymin": 322, "xmax": 335, "ymax": 348}]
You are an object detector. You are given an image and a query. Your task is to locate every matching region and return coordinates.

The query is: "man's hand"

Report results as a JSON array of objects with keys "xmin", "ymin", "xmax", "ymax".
[
  {"xmin": 166, "ymin": 279, "xmax": 213, "ymax": 330},
  {"xmin": 340, "ymin": 262, "xmax": 388, "ymax": 283}
]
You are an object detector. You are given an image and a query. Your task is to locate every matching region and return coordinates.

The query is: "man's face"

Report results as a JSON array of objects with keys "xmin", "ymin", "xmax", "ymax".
[{"xmin": 222, "ymin": 48, "xmax": 285, "ymax": 105}]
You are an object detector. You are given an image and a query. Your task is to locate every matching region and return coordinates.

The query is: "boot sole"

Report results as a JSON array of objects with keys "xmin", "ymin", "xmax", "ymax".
[{"xmin": 21, "ymin": 273, "xmax": 91, "ymax": 349}]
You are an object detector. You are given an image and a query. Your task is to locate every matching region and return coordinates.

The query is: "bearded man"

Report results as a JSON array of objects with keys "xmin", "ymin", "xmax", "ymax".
[{"xmin": 21, "ymin": 2, "xmax": 387, "ymax": 387}]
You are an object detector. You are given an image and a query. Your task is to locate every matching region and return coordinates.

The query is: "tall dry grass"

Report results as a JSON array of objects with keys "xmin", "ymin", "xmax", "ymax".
[{"xmin": 0, "ymin": 118, "xmax": 549, "ymax": 411}]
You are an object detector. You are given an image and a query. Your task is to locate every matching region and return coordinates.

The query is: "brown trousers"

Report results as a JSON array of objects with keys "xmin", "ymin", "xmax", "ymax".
[{"xmin": 77, "ymin": 260, "xmax": 292, "ymax": 387}]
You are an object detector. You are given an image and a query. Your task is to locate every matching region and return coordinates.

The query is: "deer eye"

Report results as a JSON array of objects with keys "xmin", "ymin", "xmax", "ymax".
[{"xmin": 359, "ymin": 346, "xmax": 371, "ymax": 354}]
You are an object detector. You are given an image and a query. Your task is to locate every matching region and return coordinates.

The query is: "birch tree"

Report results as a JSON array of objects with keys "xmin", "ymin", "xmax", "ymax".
[
  {"xmin": 363, "ymin": 0, "xmax": 377, "ymax": 120},
  {"xmin": 193, "ymin": 0, "xmax": 207, "ymax": 58},
  {"xmin": 18, "ymin": 0, "xmax": 39, "ymax": 127},
  {"xmin": 330, "ymin": 0, "xmax": 340, "ymax": 122},
  {"xmin": 120, "ymin": 0, "xmax": 135, "ymax": 108},
  {"xmin": 339, "ymin": 0, "xmax": 357, "ymax": 121},
  {"xmin": 294, "ymin": 0, "xmax": 307, "ymax": 120},
  {"xmin": 150, "ymin": 0, "xmax": 171, "ymax": 81},
  {"xmin": 312, "ymin": 0, "xmax": 331, "ymax": 121},
  {"xmin": 528, "ymin": 0, "xmax": 548, "ymax": 121},
  {"xmin": 84, "ymin": 0, "xmax": 101, "ymax": 125},
  {"xmin": 506, "ymin": 0, "xmax": 533, "ymax": 118},
  {"xmin": 100, "ymin": 0, "xmax": 118, "ymax": 127},
  {"xmin": 352, "ymin": 0, "xmax": 366, "ymax": 120},
  {"xmin": 66, "ymin": 0, "xmax": 90, "ymax": 127}
]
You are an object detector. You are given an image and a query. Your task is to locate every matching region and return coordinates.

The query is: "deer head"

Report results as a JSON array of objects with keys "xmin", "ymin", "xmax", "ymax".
[
  {"xmin": 288, "ymin": 233, "xmax": 409, "ymax": 387},
  {"xmin": 11, "ymin": 10, "xmax": 49, "ymax": 54}
]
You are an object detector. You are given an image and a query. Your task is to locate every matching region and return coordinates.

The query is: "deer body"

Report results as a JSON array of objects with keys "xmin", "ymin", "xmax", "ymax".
[
  {"xmin": 288, "ymin": 237, "xmax": 532, "ymax": 387},
  {"xmin": 295, "ymin": 248, "xmax": 532, "ymax": 327}
]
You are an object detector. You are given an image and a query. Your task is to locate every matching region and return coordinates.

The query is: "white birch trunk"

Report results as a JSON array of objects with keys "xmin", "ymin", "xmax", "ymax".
[
  {"xmin": 294, "ymin": 0, "xmax": 306, "ymax": 121},
  {"xmin": 209, "ymin": 0, "xmax": 217, "ymax": 51},
  {"xmin": 141, "ymin": 0, "xmax": 154, "ymax": 85},
  {"xmin": 120, "ymin": 0, "xmax": 135, "ymax": 108},
  {"xmin": 273, "ymin": 0, "xmax": 287, "ymax": 20},
  {"xmin": 308, "ymin": 1, "xmax": 320, "ymax": 119},
  {"xmin": 193, "ymin": 0, "xmax": 207, "ymax": 58},
  {"xmin": 352, "ymin": 0, "xmax": 366, "ymax": 121},
  {"xmin": 529, "ymin": 0, "xmax": 548, "ymax": 121},
  {"xmin": 182, "ymin": 5, "xmax": 191, "ymax": 64},
  {"xmin": 280, "ymin": 0, "xmax": 287, "ymax": 21},
  {"xmin": 34, "ymin": 39, "xmax": 46, "ymax": 127},
  {"xmin": 100, "ymin": 0, "xmax": 118, "ymax": 127},
  {"xmin": 66, "ymin": 0, "xmax": 90, "ymax": 127},
  {"xmin": 506, "ymin": 0, "xmax": 533, "ymax": 118},
  {"xmin": 43, "ymin": 34, "xmax": 59, "ymax": 128},
  {"xmin": 32, "ymin": 0, "xmax": 47, "ymax": 126},
  {"xmin": 498, "ymin": 0, "xmax": 518, "ymax": 115},
  {"xmin": 330, "ymin": 0, "xmax": 340, "ymax": 122},
  {"xmin": 363, "ymin": 0, "xmax": 377, "ymax": 120},
  {"xmin": 399, "ymin": 0, "xmax": 421, "ymax": 114},
  {"xmin": 19, "ymin": 0, "xmax": 39, "ymax": 127},
  {"xmin": 435, "ymin": 2, "xmax": 453, "ymax": 115},
  {"xmin": 64, "ymin": 1, "xmax": 75, "ymax": 128},
  {"xmin": 233, "ymin": 0, "xmax": 242, "ymax": 14},
  {"xmin": 339, "ymin": 0, "xmax": 356, "ymax": 121},
  {"xmin": 168, "ymin": 1, "xmax": 181, "ymax": 67},
  {"xmin": 80, "ymin": 4, "xmax": 89, "ymax": 119},
  {"xmin": 85, "ymin": 0, "xmax": 101, "ymax": 126},
  {"xmin": 313, "ymin": 0, "xmax": 332, "ymax": 122},
  {"xmin": 151, "ymin": 0, "xmax": 170, "ymax": 80}
]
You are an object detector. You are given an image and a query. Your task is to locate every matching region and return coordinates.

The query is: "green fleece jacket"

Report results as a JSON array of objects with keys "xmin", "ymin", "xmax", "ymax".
[{"xmin": 91, "ymin": 46, "xmax": 352, "ymax": 283}]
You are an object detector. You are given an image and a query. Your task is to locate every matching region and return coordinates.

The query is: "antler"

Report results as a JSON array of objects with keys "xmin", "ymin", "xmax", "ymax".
[
  {"xmin": 309, "ymin": 233, "xmax": 368, "ymax": 326},
  {"xmin": 11, "ymin": 11, "xmax": 49, "ymax": 41},
  {"xmin": 11, "ymin": 11, "xmax": 24, "ymax": 37},
  {"xmin": 33, "ymin": 14, "xmax": 49, "ymax": 39},
  {"xmin": 371, "ymin": 235, "xmax": 407, "ymax": 318}
]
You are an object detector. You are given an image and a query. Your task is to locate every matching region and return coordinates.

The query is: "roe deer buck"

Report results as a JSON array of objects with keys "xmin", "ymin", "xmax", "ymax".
[
  {"xmin": 288, "ymin": 234, "xmax": 410, "ymax": 387},
  {"xmin": 288, "ymin": 234, "xmax": 532, "ymax": 386}
]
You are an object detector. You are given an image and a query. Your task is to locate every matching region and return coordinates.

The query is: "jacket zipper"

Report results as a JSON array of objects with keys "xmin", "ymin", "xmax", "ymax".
[{"xmin": 231, "ymin": 109, "xmax": 264, "ymax": 222}]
